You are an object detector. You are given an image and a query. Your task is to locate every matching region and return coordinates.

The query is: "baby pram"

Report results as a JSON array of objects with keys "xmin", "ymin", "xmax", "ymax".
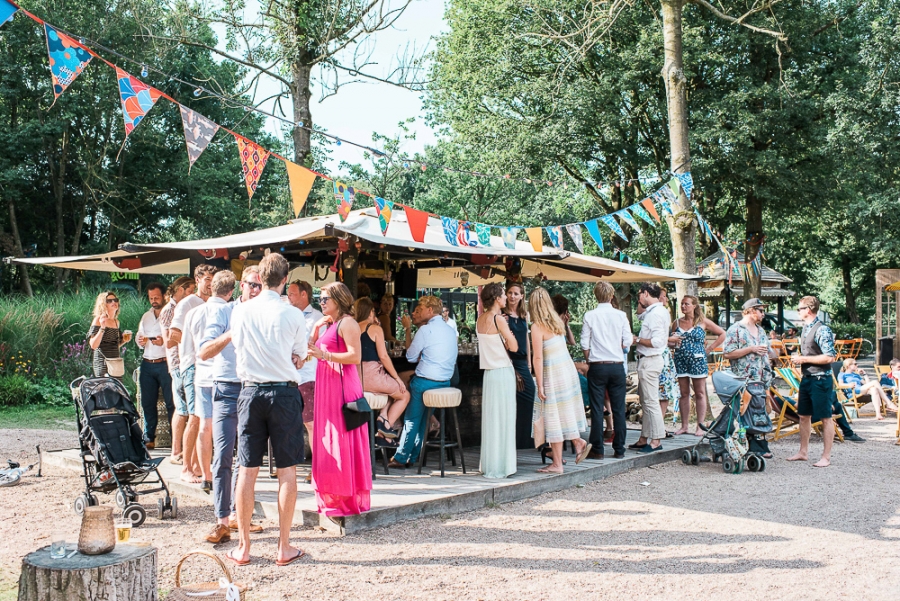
[
  {"xmin": 681, "ymin": 371, "xmax": 774, "ymax": 474},
  {"xmin": 70, "ymin": 376, "xmax": 176, "ymax": 526}
]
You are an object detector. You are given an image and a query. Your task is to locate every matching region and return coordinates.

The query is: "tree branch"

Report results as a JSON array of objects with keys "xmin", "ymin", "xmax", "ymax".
[{"xmin": 688, "ymin": 0, "xmax": 788, "ymax": 41}]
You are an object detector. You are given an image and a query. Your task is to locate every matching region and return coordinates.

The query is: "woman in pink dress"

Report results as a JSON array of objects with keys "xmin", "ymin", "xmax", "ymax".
[{"xmin": 306, "ymin": 282, "xmax": 372, "ymax": 517}]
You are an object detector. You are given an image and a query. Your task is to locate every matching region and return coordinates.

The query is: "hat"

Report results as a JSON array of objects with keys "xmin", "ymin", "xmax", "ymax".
[{"xmin": 742, "ymin": 298, "xmax": 768, "ymax": 310}]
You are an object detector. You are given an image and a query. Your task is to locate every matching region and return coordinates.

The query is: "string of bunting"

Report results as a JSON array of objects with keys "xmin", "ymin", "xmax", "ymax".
[{"xmin": 695, "ymin": 209, "xmax": 766, "ymax": 284}]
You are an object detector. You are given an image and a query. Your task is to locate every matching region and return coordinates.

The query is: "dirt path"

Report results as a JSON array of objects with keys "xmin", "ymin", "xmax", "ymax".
[{"xmin": 1, "ymin": 420, "xmax": 899, "ymax": 600}]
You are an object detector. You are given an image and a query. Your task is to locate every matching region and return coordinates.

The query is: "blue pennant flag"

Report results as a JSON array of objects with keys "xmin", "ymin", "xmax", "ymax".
[
  {"xmin": 675, "ymin": 172, "xmax": 694, "ymax": 199},
  {"xmin": 500, "ymin": 227, "xmax": 519, "ymax": 250},
  {"xmin": 565, "ymin": 224, "xmax": 584, "ymax": 253},
  {"xmin": 583, "ymin": 220, "xmax": 604, "ymax": 252},
  {"xmin": 630, "ymin": 203, "xmax": 657, "ymax": 227},
  {"xmin": 616, "ymin": 209, "xmax": 641, "ymax": 235},
  {"xmin": 546, "ymin": 226, "xmax": 564, "ymax": 251},
  {"xmin": 0, "ymin": 0, "xmax": 16, "ymax": 27},
  {"xmin": 600, "ymin": 214, "xmax": 629, "ymax": 242},
  {"xmin": 474, "ymin": 223, "xmax": 491, "ymax": 246},
  {"xmin": 441, "ymin": 216, "xmax": 459, "ymax": 246}
]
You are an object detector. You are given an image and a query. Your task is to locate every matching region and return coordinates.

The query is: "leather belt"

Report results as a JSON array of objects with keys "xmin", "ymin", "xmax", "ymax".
[
  {"xmin": 242, "ymin": 381, "xmax": 297, "ymax": 388},
  {"xmin": 588, "ymin": 361, "xmax": 623, "ymax": 365},
  {"xmin": 142, "ymin": 357, "xmax": 167, "ymax": 364}
]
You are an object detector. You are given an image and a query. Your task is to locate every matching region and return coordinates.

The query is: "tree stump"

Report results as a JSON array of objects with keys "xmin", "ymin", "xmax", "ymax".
[{"xmin": 18, "ymin": 544, "xmax": 157, "ymax": 601}]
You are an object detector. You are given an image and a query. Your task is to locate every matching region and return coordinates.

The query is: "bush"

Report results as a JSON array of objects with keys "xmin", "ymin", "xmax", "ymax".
[
  {"xmin": 828, "ymin": 321, "xmax": 876, "ymax": 342},
  {"xmin": 0, "ymin": 374, "xmax": 32, "ymax": 407}
]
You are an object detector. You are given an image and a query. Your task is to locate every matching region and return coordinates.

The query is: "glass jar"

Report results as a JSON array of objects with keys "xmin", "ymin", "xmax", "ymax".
[{"xmin": 78, "ymin": 506, "xmax": 116, "ymax": 555}]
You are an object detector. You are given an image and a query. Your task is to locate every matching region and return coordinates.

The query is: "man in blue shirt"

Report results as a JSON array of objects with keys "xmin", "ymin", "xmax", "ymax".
[{"xmin": 390, "ymin": 295, "xmax": 459, "ymax": 468}]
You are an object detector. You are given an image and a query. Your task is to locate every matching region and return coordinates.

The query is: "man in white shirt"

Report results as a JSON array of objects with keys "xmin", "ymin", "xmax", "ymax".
[
  {"xmin": 135, "ymin": 282, "xmax": 172, "ymax": 450},
  {"xmin": 167, "ymin": 264, "xmax": 217, "ymax": 483},
  {"xmin": 229, "ymin": 253, "xmax": 308, "ymax": 566},
  {"xmin": 581, "ymin": 281, "xmax": 632, "ymax": 459},
  {"xmin": 159, "ymin": 276, "xmax": 195, "ymax": 464},
  {"xmin": 630, "ymin": 283, "xmax": 671, "ymax": 453},
  {"xmin": 442, "ymin": 305, "xmax": 458, "ymax": 334},
  {"xmin": 288, "ymin": 279, "xmax": 325, "ymax": 451}
]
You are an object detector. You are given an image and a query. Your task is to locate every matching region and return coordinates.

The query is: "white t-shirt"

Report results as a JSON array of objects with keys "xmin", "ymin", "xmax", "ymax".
[
  {"xmin": 189, "ymin": 300, "xmax": 218, "ymax": 387},
  {"xmin": 232, "ymin": 290, "xmax": 308, "ymax": 383},
  {"xmin": 137, "ymin": 308, "xmax": 166, "ymax": 360},
  {"xmin": 297, "ymin": 305, "xmax": 325, "ymax": 385},
  {"xmin": 172, "ymin": 294, "xmax": 205, "ymax": 369}
]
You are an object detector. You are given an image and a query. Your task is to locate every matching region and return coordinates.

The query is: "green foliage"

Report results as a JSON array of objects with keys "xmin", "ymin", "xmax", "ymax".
[
  {"xmin": 0, "ymin": 374, "xmax": 32, "ymax": 407},
  {"xmin": 828, "ymin": 321, "xmax": 875, "ymax": 343}
]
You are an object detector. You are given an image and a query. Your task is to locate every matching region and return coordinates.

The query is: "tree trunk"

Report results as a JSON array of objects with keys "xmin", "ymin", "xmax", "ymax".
[
  {"xmin": 6, "ymin": 198, "xmax": 33, "ymax": 297},
  {"xmin": 743, "ymin": 191, "xmax": 763, "ymax": 302},
  {"xmin": 660, "ymin": 0, "xmax": 698, "ymax": 300},
  {"xmin": 290, "ymin": 61, "xmax": 313, "ymax": 167},
  {"xmin": 18, "ymin": 545, "xmax": 157, "ymax": 601},
  {"xmin": 50, "ymin": 128, "xmax": 70, "ymax": 291},
  {"xmin": 841, "ymin": 253, "xmax": 860, "ymax": 323}
]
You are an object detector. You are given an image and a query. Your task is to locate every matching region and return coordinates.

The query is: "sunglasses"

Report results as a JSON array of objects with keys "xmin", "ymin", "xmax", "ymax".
[
  {"xmin": 106, "ymin": 298, "xmax": 119, "ymax": 304},
  {"xmin": 244, "ymin": 282, "xmax": 262, "ymax": 290},
  {"xmin": 319, "ymin": 296, "xmax": 331, "ymax": 303},
  {"xmin": 798, "ymin": 306, "xmax": 809, "ymax": 311}
]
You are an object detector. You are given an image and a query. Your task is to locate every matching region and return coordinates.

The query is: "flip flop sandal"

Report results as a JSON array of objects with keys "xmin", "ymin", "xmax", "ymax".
[
  {"xmin": 169, "ymin": 456, "xmax": 183, "ymax": 465},
  {"xmin": 224, "ymin": 550, "xmax": 250, "ymax": 566},
  {"xmin": 276, "ymin": 549, "xmax": 306, "ymax": 566},
  {"xmin": 575, "ymin": 443, "xmax": 593, "ymax": 464}
]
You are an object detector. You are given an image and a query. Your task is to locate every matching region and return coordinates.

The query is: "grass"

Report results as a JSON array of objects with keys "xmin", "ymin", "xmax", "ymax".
[{"xmin": 0, "ymin": 405, "xmax": 77, "ymax": 430}]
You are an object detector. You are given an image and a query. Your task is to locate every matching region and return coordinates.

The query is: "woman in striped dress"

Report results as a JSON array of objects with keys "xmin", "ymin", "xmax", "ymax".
[
  {"xmin": 529, "ymin": 288, "xmax": 591, "ymax": 474},
  {"xmin": 88, "ymin": 291, "xmax": 130, "ymax": 378}
]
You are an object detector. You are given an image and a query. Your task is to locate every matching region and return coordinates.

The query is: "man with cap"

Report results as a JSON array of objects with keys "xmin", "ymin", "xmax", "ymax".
[{"xmin": 787, "ymin": 295, "xmax": 837, "ymax": 467}]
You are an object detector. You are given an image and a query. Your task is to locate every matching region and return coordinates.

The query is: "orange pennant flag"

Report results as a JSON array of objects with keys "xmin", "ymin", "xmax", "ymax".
[
  {"xmin": 284, "ymin": 160, "xmax": 317, "ymax": 217},
  {"xmin": 640, "ymin": 198, "xmax": 660, "ymax": 223},
  {"xmin": 525, "ymin": 227, "xmax": 543, "ymax": 252},
  {"xmin": 405, "ymin": 207, "xmax": 430, "ymax": 243}
]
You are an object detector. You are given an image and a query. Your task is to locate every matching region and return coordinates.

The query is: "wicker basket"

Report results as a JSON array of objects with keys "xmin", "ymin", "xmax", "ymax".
[{"xmin": 167, "ymin": 550, "xmax": 247, "ymax": 601}]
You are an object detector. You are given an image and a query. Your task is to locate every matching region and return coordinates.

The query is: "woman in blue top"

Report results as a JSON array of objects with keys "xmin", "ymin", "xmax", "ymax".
[{"xmin": 839, "ymin": 358, "xmax": 896, "ymax": 420}]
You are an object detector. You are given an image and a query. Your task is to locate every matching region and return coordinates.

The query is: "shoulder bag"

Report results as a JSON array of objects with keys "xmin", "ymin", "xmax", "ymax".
[{"xmin": 334, "ymin": 318, "xmax": 371, "ymax": 431}]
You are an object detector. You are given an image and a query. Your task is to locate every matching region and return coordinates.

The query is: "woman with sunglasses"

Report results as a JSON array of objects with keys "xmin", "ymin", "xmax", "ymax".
[{"xmin": 88, "ymin": 291, "xmax": 132, "ymax": 378}]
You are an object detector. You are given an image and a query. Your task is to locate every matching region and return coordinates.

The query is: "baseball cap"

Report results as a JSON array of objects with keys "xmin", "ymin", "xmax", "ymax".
[{"xmin": 742, "ymin": 298, "xmax": 768, "ymax": 310}]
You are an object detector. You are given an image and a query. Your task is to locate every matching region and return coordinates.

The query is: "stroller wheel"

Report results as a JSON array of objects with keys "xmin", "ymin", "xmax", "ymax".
[
  {"xmin": 157, "ymin": 498, "xmax": 165, "ymax": 519},
  {"xmin": 758, "ymin": 457, "xmax": 767, "ymax": 472},
  {"xmin": 171, "ymin": 496, "xmax": 178, "ymax": 519},
  {"xmin": 115, "ymin": 489, "xmax": 127, "ymax": 508},
  {"xmin": 722, "ymin": 457, "xmax": 735, "ymax": 473},
  {"xmin": 73, "ymin": 493, "xmax": 89, "ymax": 515},
  {"xmin": 89, "ymin": 494, "xmax": 100, "ymax": 507},
  {"xmin": 690, "ymin": 449, "xmax": 700, "ymax": 465},
  {"xmin": 712, "ymin": 454, "xmax": 721, "ymax": 463},
  {"xmin": 123, "ymin": 504, "xmax": 147, "ymax": 527},
  {"xmin": 681, "ymin": 450, "xmax": 692, "ymax": 465},
  {"xmin": 746, "ymin": 455, "xmax": 762, "ymax": 472}
]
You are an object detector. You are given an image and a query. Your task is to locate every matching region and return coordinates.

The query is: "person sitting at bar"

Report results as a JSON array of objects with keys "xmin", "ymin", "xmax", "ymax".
[
  {"xmin": 390, "ymin": 295, "xmax": 458, "ymax": 469},
  {"xmin": 354, "ymin": 297, "xmax": 411, "ymax": 443},
  {"xmin": 378, "ymin": 294, "xmax": 397, "ymax": 342}
]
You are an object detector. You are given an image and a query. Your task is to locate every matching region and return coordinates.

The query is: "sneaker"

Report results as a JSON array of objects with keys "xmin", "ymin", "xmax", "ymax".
[
  {"xmin": 204, "ymin": 524, "xmax": 231, "ymax": 544},
  {"xmin": 845, "ymin": 433, "xmax": 865, "ymax": 443}
]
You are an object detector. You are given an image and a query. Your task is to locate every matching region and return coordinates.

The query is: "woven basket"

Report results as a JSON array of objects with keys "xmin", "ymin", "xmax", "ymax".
[{"xmin": 167, "ymin": 550, "xmax": 247, "ymax": 601}]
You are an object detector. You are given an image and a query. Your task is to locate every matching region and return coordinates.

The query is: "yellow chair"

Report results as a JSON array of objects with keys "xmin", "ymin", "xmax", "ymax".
[{"xmin": 768, "ymin": 386, "xmax": 843, "ymax": 442}]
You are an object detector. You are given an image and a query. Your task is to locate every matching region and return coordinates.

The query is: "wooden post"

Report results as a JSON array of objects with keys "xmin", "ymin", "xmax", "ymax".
[{"xmin": 18, "ymin": 544, "xmax": 157, "ymax": 601}]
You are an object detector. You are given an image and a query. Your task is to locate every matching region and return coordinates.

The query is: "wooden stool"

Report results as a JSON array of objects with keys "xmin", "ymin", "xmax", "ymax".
[
  {"xmin": 416, "ymin": 388, "xmax": 466, "ymax": 477},
  {"xmin": 365, "ymin": 392, "xmax": 390, "ymax": 478}
]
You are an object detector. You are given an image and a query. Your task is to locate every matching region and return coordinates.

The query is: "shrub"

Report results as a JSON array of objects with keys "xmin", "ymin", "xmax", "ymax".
[{"xmin": 0, "ymin": 374, "xmax": 33, "ymax": 407}]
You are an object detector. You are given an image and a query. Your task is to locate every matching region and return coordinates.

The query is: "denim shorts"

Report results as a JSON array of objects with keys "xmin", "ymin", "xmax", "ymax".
[
  {"xmin": 172, "ymin": 368, "xmax": 189, "ymax": 416},
  {"xmin": 182, "ymin": 364, "xmax": 196, "ymax": 416},
  {"xmin": 196, "ymin": 385, "xmax": 214, "ymax": 419}
]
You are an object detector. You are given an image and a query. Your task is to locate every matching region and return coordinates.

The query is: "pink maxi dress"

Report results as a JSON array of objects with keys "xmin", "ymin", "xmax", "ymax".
[{"xmin": 312, "ymin": 318, "xmax": 372, "ymax": 516}]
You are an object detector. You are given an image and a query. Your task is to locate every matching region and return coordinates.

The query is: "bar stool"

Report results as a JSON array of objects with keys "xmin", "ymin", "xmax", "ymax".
[
  {"xmin": 416, "ymin": 387, "xmax": 466, "ymax": 477},
  {"xmin": 365, "ymin": 392, "xmax": 390, "ymax": 478}
]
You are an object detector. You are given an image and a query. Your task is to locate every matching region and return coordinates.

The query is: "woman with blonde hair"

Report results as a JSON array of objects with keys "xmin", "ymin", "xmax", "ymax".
[
  {"xmin": 670, "ymin": 295, "xmax": 725, "ymax": 435},
  {"xmin": 88, "ymin": 290, "xmax": 131, "ymax": 377},
  {"xmin": 306, "ymin": 282, "xmax": 371, "ymax": 516},
  {"xmin": 529, "ymin": 287, "xmax": 591, "ymax": 474},
  {"xmin": 354, "ymin": 297, "xmax": 410, "ymax": 441},
  {"xmin": 839, "ymin": 358, "xmax": 896, "ymax": 420}
]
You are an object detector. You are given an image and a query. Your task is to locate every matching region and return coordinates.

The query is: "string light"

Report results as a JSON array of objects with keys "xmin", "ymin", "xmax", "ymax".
[{"xmin": 193, "ymin": 88, "xmax": 202, "ymax": 97}]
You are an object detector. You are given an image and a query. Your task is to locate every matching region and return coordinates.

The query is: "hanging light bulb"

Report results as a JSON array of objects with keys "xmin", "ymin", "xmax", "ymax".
[
  {"xmin": 343, "ymin": 255, "xmax": 356, "ymax": 269},
  {"xmin": 193, "ymin": 88, "xmax": 202, "ymax": 97},
  {"xmin": 421, "ymin": 165, "xmax": 427, "ymax": 172},
  {"xmin": 335, "ymin": 139, "xmax": 342, "ymax": 146},
  {"xmin": 141, "ymin": 65, "xmax": 148, "ymax": 78},
  {"xmin": 296, "ymin": 121, "xmax": 304, "ymax": 127},
  {"xmin": 460, "ymin": 272, "xmax": 469, "ymax": 287},
  {"xmin": 402, "ymin": 162, "xmax": 409, "ymax": 168}
]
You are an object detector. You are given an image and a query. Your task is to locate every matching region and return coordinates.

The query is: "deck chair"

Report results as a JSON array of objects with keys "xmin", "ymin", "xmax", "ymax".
[
  {"xmin": 875, "ymin": 365, "xmax": 900, "ymax": 436},
  {"xmin": 776, "ymin": 367, "xmax": 801, "ymax": 397},
  {"xmin": 768, "ymin": 386, "xmax": 844, "ymax": 442},
  {"xmin": 771, "ymin": 340, "xmax": 792, "ymax": 369},
  {"xmin": 831, "ymin": 362, "xmax": 875, "ymax": 418}
]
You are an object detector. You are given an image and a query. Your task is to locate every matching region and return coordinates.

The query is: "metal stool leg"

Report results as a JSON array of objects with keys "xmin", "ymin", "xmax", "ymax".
[
  {"xmin": 369, "ymin": 411, "xmax": 377, "ymax": 481},
  {"xmin": 451, "ymin": 407, "xmax": 466, "ymax": 474},
  {"xmin": 416, "ymin": 408, "xmax": 435, "ymax": 475},
  {"xmin": 438, "ymin": 407, "xmax": 446, "ymax": 478}
]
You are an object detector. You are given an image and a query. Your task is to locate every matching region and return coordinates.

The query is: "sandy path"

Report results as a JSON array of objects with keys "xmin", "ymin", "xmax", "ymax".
[{"xmin": 1, "ymin": 420, "xmax": 898, "ymax": 600}]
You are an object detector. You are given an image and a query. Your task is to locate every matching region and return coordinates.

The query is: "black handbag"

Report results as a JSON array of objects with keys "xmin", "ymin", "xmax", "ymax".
[{"xmin": 335, "ymin": 318, "xmax": 371, "ymax": 431}]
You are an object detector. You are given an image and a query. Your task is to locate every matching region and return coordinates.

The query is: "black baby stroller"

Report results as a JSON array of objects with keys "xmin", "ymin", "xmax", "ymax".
[
  {"xmin": 70, "ymin": 376, "xmax": 176, "ymax": 525},
  {"xmin": 681, "ymin": 370, "xmax": 774, "ymax": 474}
]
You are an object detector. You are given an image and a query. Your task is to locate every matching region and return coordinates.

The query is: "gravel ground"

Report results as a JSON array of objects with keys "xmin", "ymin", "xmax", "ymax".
[{"xmin": 2, "ymin": 420, "xmax": 899, "ymax": 601}]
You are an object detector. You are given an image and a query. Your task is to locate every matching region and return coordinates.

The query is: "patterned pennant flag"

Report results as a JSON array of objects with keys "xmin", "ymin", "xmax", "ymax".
[
  {"xmin": 285, "ymin": 160, "xmax": 316, "ymax": 217},
  {"xmin": 178, "ymin": 105, "xmax": 219, "ymax": 173},
  {"xmin": 405, "ymin": 207, "xmax": 429, "ymax": 243},
  {"xmin": 475, "ymin": 223, "xmax": 491, "ymax": 247},
  {"xmin": 525, "ymin": 227, "xmax": 543, "ymax": 253},
  {"xmin": 500, "ymin": 227, "xmax": 518, "ymax": 250},
  {"xmin": 44, "ymin": 25, "xmax": 92, "ymax": 104},
  {"xmin": 457, "ymin": 221, "xmax": 478, "ymax": 247},
  {"xmin": 675, "ymin": 172, "xmax": 694, "ymax": 199},
  {"xmin": 546, "ymin": 226, "xmax": 564, "ymax": 251},
  {"xmin": 332, "ymin": 181, "xmax": 355, "ymax": 221},
  {"xmin": 374, "ymin": 197, "xmax": 394, "ymax": 235},
  {"xmin": 116, "ymin": 67, "xmax": 163, "ymax": 137},
  {"xmin": 600, "ymin": 214, "xmax": 628, "ymax": 241},
  {"xmin": 638, "ymin": 199, "xmax": 660, "ymax": 223},
  {"xmin": 441, "ymin": 216, "xmax": 459, "ymax": 246},
  {"xmin": 565, "ymin": 224, "xmax": 584, "ymax": 253},
  {"xmin": 0, "ymin": 0, "xmax": 16, "ymax": 27},
  {"xmin": 616, "ymin": 209, "xmax": 642, "ymax": 235},
  {"xmin": 630, "ymin": 203, "xmax": 656, "ymax": 227},
  {"xmin": 236, "ymin": 136, "xmax": 270, "ymax": 201},
  {"xmin": 663, "ymin": 179, "xmax": 679, "ymax": 200},
  {"xmin": 583, "ymin": 220, "xmax": 604, "ymax": 252}
]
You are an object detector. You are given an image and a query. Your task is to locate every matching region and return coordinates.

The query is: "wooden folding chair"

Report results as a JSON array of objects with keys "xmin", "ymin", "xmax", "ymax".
[
  {"xmin": 776, "ymin": 367, "xmax": 801, "ymax": 397},
  {"xmin": 768, "ymin": 387, "xmax": 843, "ymax": 442},
  {"xmin": 834, "ymin": 340, "xmax": 855, "ymax": 362},
  {"xmin": 771, "ymin": 340, "xmax": 792, "ymax": 369}
]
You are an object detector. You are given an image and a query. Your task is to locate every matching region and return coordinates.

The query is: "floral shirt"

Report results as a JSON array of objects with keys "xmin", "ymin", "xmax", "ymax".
[{"xmin": 723, "ymin": 321, "xmax": 773, "ymax": 388}]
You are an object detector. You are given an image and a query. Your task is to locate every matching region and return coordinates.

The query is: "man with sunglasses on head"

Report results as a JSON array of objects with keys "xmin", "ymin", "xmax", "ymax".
[{"xmin": 787, "ymin": 296, "xmax": 838, "ymax": 467}]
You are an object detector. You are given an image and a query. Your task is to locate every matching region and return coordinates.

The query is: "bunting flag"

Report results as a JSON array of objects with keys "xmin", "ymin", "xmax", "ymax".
[
  {"xmin": 630, "ymin": 204, "xmax": 655, "ymax": 227},
  {"xmin": 405, "ymin": 207, "xmax": 429, "ymax": 243},
  {"xmin": 0, "ymin": 0, "xmax": 16, "ymax": 26},
  {"xmin": 638, "ymin": 199, "xmax": 660, "ymax": 224},
  {"xmin": 565, "ymin": 223, "xmax": 584, "ymax": 253},
  {"xmin": 500, "ymin": 227, "xmax": 518, "ymax": 250},
  {"xmin": 583, "ymin": 220, "xmax": 604, "ymax": 252},
  {"xmin": 525, "ymin": 227, "xmax": 543, "ymax": 252},
  {"xmin": 116, "ymin": 67, "xmax": 162, "ymax": 137},
  {"xmin": 475, "ymin": 223, "xmax": 491, "ymax": 246},
  {"xmin": 457, "ymin": 221, "xmax": 478, "ymax": 247},
  {"xmin": 332, "ymin": 181, "xmax": 355, "ymax": 221},
  {"xmin": 675, "ymin": 172, "xmax": 694, "ymax": 199},
  {"xmin": 600, "ymin": 214, "xmax": 628, "ymax": 241},
  {"xmin": 546, "ymin": 226, "xmax": 564, "ymax": 251},
  {"xmin": 441, "ymin": 216, "xmax": 459, "ymax": 246},
  {"xmin": 285, "ymin": 160, "xmax": 317, "ymax": 217},
  {"xmin": 44, "ymin": 25, "xmax": 92, "ymax": 104},
  {"xmin": 616, "ymin": 209, "xmax": 642, "ymax": 235},
  {"xmin": 374, "ymin": 196, "xmax": 393, "ymax": 235},
  {"xmin": 178, "ymin": 105, "xmax": 219, "ymax": 173},
  {"xmin": 666, "ymin": 177, "xmax": 681, "ymax": 198},
  {"xmin": 236, "ymin": 136, "xmax": 270, "ymax": 201}
]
